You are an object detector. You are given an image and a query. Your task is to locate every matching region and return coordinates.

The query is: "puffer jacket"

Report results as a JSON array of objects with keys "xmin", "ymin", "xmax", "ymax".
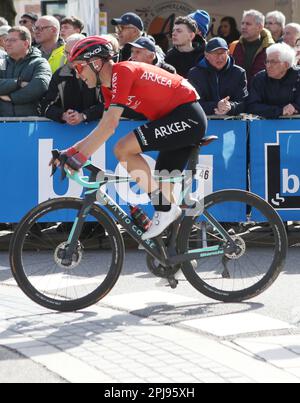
[
  {"xmin": 247, "ymin": 67, "xmax": 300, "ymax": 118},
  {"xmin": 188, "ymin": 56, "xmax": 248, "ymax": 116},
  {"xmin": 0, "ymin": 47, "xmax": 52, "ymax": 117}
]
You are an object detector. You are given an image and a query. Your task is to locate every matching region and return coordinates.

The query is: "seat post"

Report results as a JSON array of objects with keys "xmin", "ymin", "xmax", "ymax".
[{"xmin": 186, "ymin": 146, "xmax": 200, "ymax": 177}]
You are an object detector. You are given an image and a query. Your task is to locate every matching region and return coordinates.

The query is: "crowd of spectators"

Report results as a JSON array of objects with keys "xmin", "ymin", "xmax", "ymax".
[{"xmin": 1, "ymin": 7, "xmax": 300, "ymax": 121}]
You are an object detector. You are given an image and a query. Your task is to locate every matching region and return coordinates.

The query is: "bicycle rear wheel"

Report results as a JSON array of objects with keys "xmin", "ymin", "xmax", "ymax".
[
  {"xmin": 10, "ymin": 198, "xmax": 124, "ymax": 311},
  {"xmin": 177, "ymin": 190, "xmax": 287, "ymax": 302}
]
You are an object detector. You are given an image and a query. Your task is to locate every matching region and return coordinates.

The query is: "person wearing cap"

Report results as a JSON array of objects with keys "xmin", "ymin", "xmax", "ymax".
[
  {"xmin": 0, "ymin": 25, "xmax": 10, "ymax": 58},
  {"xmin": 188, "ymin": 37, "xmax": 248, "ymax": 116},
  {"xmin": 189, "ymin": 9, "xmax": 210, "ymax": 38},
  {"xmin": 165, "ymin": 16, "xmax": 204, "ymax": 78},
  {"xmin": 19, "ymin": 12, "xmax": 38, "ymax": 42},
  {"xmin": 111, "ymin": 12, "xmax": 144, "ymax": 61},
  {"xmin": 129, "ymin": 36, "xmax": 176, "ymax": 74}
]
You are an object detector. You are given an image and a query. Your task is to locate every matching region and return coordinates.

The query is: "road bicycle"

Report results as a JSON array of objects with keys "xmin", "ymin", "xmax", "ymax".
[{"xmin": 9, "ymin": 136, "xmax": 288, "ymax": 312}]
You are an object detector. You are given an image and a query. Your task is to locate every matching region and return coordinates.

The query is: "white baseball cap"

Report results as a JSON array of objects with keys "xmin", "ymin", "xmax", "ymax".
[{"xmin": 0, "ymin": 26, "xmax": 11, "ymax": 37}]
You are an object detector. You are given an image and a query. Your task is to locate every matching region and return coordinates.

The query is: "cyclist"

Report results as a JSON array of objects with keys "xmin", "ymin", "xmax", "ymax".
[{"xmin": 52, "ymin": 36, "xmax": 207, "ymax": 240}]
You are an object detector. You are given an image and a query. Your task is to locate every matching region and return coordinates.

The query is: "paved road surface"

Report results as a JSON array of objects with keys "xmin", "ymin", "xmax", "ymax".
[{"xmin": 0, "ymin": 247, "xmax": 300, "ymax": 383}]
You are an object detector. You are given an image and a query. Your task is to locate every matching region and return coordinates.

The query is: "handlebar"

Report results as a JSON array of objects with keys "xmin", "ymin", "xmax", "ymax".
[
  {"xmin": 51, "ymin": 149, "xmax": 102, "ymax": 189},
  {"xmin": 65, "ymin": 161, "xmax": 102, "ymax": 189},
  {"xmin": 51, "ymin": 149, "xmax": 133, "ymax": 189}
]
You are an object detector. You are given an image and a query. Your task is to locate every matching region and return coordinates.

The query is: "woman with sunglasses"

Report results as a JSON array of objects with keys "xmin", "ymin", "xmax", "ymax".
[{"xmin": 52, "ymin": 35, "xmax": 207, "ymax": 240}]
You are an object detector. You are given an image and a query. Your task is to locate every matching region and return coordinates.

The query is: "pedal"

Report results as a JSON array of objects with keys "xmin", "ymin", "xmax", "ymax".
[
  {"xmin": 155, "ymin": 276, "xmax": 178, "ymax": 289},
  {"xmin": 167, "ymin": 277, "xmax": 178, "ymax": 289}
]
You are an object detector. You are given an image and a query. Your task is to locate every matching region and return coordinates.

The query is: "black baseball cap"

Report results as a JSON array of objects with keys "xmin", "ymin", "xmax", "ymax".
[
  {"xmin": 205, "ymin": 37, "xmax": 228, "ymax": 53},
  {"xmin": 129, "ymin": 37, "xmax": 156, "ymax": 53},
  {"xmin": 111, "ymin": 12, "xmax": 144, "ymax": 31}
]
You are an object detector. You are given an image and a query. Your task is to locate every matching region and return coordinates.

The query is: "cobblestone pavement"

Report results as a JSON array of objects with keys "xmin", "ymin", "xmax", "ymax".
[{"xmin": 0, "ymin": 285, "xmax": 299, "ymax": 383}]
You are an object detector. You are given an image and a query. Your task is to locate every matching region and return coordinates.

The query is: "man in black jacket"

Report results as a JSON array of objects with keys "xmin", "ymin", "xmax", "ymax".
[
  {"xmin": 41, "ymin": 34, "xmax": 103, "ymax": 124},
  {"xmin": 188, "ymin": 37, "xmax": 248, "ymax": 116},
  {"xmin": 247, "ymin": 43, "xmax": 300, "ymax": 118},
  {"xmin": 165, "ymin": 16, "xmax": 203, "ymax": 78}
]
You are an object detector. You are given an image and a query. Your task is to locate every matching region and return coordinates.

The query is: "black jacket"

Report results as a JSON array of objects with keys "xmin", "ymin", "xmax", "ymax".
[
  {"xmin": 165, "ymin": 46, "xmax": 204, "ymax": 78},
  {"xmin": 40, "ymin": 64, "xmax": 103, "ymax": 123},
  {"xmin": 247, "ymin": 67, "xmax": 300, "ymax": 118},
  {"xmin": 188, "ymin": 56, "xmax": 248, "ymax": 116}
]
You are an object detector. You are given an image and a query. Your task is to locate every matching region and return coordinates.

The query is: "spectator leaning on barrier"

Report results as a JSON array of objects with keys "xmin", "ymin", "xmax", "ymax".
[
  {"xmin": 34, "ymin": 16, "xmax": 65, "ymax": 73},
  {"xmin": 0, "ymin": 26, "xmax": 52, "ymax": 117},
  {"xmin": 60, "ymin": 16, "xmax": 84, "ymax": 41},
  {"xmin": 40, "ymin": 34, "xmax": 104, "ymax": 125},
  {"xmin": 129, "ymin": 36, "xmax": 176, "ymax": 74},
  {"xmin": 111, "ymin": 12, "xmax": 144, "ymax": 61},
  {"xmin": 265, "ymin": 11, "xmax": 285, "ymax": 43},
  {"xmin": 0, "ymin": 25, "xmax": 10, "ymax": 58},
  {"xmin": 247, "ymin": 43, "xmax": 300, "ymax": 119},
  {"xmin": 230, "ymin": 9, "xmax": 274, "ymax": 86},
  {"xmin": 165, "ymin": 16, "xmax": 202, "ymax": 78},
  {"xmin": 188, "ymin": 37, "xmax": 248, "ymax": 116}
]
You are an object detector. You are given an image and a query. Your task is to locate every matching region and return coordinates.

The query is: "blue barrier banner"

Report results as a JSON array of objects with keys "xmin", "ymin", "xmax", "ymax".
[
  {"xmin": 250, "ymin": 119, "xmax": 300, "ymax": 221},
  {"xmin": 1, "ymin": 119, "xmax": 247, "ymax": 222}
]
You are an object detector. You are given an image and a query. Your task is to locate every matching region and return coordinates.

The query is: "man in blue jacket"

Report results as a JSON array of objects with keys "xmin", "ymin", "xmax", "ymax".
[
  {"xmin": 188, "ymin": 37, "xmax": 248, "ymax": 116},
  {"xmin": 0, "ymin": 26, "xmax": 52, "ymax": 117},
  {"xmin": 247, "ymin": 43, "xmax": 300, "ymax": 118}
]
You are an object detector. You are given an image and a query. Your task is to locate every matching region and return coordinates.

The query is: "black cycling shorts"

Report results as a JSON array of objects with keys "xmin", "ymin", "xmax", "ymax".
[{"xmin": 134, "ymin": 101, "xmax": 207, "ymax": 173}]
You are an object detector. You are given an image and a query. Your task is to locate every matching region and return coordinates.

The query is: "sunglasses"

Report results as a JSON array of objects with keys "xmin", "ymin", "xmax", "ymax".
[{"xmin": 73, "ymin": 60, "xmax": 98, "ymax": 75}]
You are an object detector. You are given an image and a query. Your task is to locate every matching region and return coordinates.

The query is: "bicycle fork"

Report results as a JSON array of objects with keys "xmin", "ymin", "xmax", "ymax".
[{"xmin": 59, "ymin": 193, "xmax": 95, "ymax": 267}]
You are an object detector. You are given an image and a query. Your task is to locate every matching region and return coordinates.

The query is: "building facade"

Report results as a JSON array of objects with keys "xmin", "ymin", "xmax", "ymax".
[{"xmin": 9, "ymin": 0, "xmax": 300, "ymax": 35}]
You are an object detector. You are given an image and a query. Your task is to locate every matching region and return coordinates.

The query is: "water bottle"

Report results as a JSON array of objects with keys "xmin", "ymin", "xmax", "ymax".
[{"xmin": 129, "ymin": 205, "xmax": 152, "ymax": 231}]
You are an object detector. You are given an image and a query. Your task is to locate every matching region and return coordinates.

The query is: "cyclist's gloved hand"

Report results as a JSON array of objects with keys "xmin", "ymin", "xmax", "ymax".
[
  {"xmin": 65, "ymin": 151, "xmax": 88, "ymax": 172},
  {"xmin": 50, "ymin": 147, "xmax": 87, "ymax": 180}
]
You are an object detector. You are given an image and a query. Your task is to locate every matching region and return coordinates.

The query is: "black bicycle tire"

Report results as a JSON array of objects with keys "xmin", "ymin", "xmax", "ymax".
[
  {"xmin": 10, "ymin": 198, "xmax": 125, "ymax": 312},
  {"xmin": 177, "ymin": 190, "xmax": 287, "ymax": 302}
]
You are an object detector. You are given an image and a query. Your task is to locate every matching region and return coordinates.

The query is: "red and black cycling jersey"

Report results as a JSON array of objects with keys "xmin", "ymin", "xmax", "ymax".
[{"xmin": 101, "ymin": 61, "xmax": 199, "ymax": 120}]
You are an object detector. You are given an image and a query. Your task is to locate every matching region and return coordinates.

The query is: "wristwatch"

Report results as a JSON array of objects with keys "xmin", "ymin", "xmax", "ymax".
[{"xmin": 82, "ymin": 113, "xmax": 88, "ymax": 122}]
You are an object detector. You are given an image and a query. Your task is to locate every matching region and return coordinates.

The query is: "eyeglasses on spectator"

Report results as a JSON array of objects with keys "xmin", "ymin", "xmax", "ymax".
[
  {"xmin": 33, "ymin": 26, "xmax": 53, "ymax": 33},
  {"xmin": 265, "ymin": 60, "xmax": 283, "ymax": 66}
]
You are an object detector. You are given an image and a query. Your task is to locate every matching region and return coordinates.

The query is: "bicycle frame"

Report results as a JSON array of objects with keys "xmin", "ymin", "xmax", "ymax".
[{"xmin": 64, "ymin": 162, "xmax": 236, "ymax": 268}]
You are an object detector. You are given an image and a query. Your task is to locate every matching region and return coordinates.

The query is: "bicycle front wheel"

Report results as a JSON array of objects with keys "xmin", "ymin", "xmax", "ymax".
[
  {"xmin": 10, "ymin": 198, "xmax": 124, "ymax": 311},
  {"xmin": 177, "ymin": 190, "xmax": 287, "ymax": 302}
]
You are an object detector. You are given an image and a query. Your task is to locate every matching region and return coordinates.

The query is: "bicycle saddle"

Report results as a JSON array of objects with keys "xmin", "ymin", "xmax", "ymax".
[{"xmin": 199, "ymin": 135, "xmax": 218, "ymax": 147}]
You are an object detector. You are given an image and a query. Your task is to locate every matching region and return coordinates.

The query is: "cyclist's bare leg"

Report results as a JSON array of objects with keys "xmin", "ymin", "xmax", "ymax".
[{"xmin": 114, "ymin": 132, "xmax": 174, "ymax": 203}]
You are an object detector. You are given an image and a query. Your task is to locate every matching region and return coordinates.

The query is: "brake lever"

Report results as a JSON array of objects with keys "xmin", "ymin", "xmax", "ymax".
[{"xmin": 50, "ymin": 149, "xmax": 68, "ymax": 180}]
